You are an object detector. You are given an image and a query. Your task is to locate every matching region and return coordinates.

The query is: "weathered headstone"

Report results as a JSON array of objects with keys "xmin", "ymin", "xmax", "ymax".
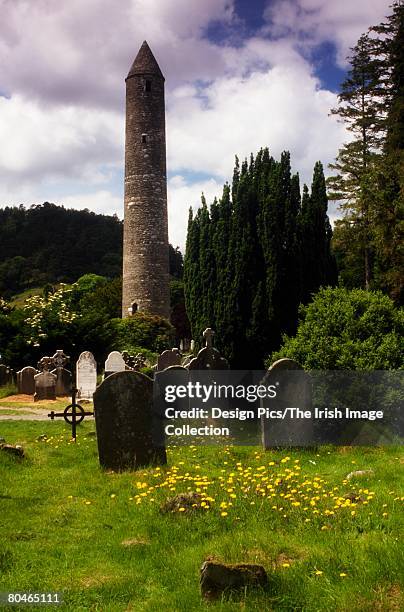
[
  {"xmin": 17, "ymin": 366, "xmax": 37, "ymax": 395},
  {"xmin": 93, "ymin": 370, "xmax": 166, "ymax": 471},
  {"xmin": 52, "ymin": 349, "xmax": 70, "ymax": 369},
  {"xmin": 37, "ymin": 356, "xmax": 54, "ymax": 372},
  {"xmin": 0, "ymin": 365, "xmax": 14, "ymax": 386},
  {"xmin": 157, "ymin": 348, "xmax": 182, "ymax": 371},
  {"xmin": 122, "ymin": 351, "xmax": 147, "ymax": 371},
  {"xmin": 34, "ymin": 371, "xmax": 57, "ymax": 401},
  {"xmin": 76, "ymin": 351, "xmax": 97, "ymax": 399},
  {"xmin": 261, "ymin": 358, "xmax": 312, "ymax": 448},
  {"xmin": 104, "ymin": 351, "xmax": 126, "ymax": 378},
  {"xmin": 51, "ymin": 367, "xmax": 72, "ymax": 396},
  {"xmin": 188, "ymin": 328, "xmax": 229, "ymax": 370}
]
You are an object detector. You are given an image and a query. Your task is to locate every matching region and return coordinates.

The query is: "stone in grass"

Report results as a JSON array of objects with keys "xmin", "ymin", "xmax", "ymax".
[
  {"xmin": 160, "ymin": 492, "xmax": 202, "ymax": 514},
  {"xmin": 0, "ymin": 444, "xmax": 24, "ymax": 458},
  {"xmin": 200, "ymin": 560, "xmax": 268, "ymax": 600},
  {"xmin": 346, "ymin": 469, "xmax": 374, "ymax": 480}
]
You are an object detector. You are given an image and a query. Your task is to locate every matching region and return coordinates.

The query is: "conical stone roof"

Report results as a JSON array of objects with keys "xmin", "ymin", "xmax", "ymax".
[{"xmin": 126, "ymin": 41, "xmax": 164, "ymax": 80}]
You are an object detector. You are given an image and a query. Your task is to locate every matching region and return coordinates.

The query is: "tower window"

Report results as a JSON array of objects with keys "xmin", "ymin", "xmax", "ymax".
[
  {"xmin": 141, "ymin": 134, "xmax": 147, "ymax": 144},
  {"xmin": 144, "ymin": 79, "xmax": 152, "ymax": 92},
  {"xmin": 130, "ymin": 302, "xmax": 138, "ymax": 315}
]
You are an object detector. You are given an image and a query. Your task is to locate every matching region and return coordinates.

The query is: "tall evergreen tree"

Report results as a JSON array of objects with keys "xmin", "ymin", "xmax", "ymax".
[
  {"xmin": 184, "ymin": 150, "xmax": 336, "ymax": 368},
  {"xmin": 301, "ymin": 162, "xmax": 337, "ymax": 303},
  {"xmin": 329, "ymin": 2, "xmax": 404, "ymax": 301}
]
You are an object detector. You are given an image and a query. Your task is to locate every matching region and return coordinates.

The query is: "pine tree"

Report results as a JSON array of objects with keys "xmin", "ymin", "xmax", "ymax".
[
  {"xmin": 329, "ymin": 2, "xmax": 404, "ymax": 300},
  {"xmin": 327, "ymin": 34, "xmax": 383, "ymax": 289}
]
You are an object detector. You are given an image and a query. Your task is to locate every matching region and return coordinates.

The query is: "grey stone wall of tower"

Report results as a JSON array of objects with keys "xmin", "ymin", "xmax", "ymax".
[{"xmin": 122, "ymin": 41, "xmax": 170, "ymax": 319}]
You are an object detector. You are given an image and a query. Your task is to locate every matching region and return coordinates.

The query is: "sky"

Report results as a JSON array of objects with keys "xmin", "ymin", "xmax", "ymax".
[{"xmin": 0, "ymin": 0, "xmax": 392, "ymax": 250}]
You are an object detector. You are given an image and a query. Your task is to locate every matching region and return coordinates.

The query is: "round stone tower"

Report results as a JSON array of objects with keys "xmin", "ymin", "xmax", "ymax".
[{"xmin": 122, "ymin": 41, "xmax": 170, "ymax": 319}]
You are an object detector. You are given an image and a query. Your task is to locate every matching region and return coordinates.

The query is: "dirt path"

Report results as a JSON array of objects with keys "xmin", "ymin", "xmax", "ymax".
[
  {"xmin": 0, "ymin": 395, "xmax": 92, "ymax": 421},
  {"xmin": 0, "ymin": 412, "xmax": 52, "ymax": 421}
]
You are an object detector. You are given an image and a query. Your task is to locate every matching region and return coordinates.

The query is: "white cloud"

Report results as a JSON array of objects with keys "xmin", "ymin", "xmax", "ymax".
[
  {"xmin": 167, "ymin": 56, "xmax": 346, "ymax": 185},
  {"xmin": 60, "ymin": 190, "xmax": 123, "ymax": 216},
  {"xmin": 264, "ymin": 0, "xmax": 391, "ymax": 65},
  {"xmin": 0, "ymin": 95, "xmax": 123, "ymax": 185},
  {"xmin": 0, "ymin": 0, "xmax": 392, "ymax": 255},
  {"xmin": 168, "ymin": 175, "xmax": 223, "ymax": 248}
]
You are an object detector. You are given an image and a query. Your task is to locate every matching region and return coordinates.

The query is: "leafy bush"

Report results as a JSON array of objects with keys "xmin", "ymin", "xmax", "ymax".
[
  {"xmin": 111, "ymin": 312, "xmax": 174, "ymax": 355},
  {"xmin": 268, "ymin": 287, "xmax": 403, "ymax": 369}
]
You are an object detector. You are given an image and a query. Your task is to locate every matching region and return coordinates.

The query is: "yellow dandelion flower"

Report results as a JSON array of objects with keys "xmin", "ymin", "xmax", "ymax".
[
  {"xmin": 221, "ymin": 511, "xmax": 228, "ymax": 517},
  {"xmin": 281, "ymin": 563, "xmax": 290, "ymax": 568},
  {"xmin": 339, "ymin": 572, "xmax": 347, "ymax": 577},
  {"xmin": 178, "ymin": 507, "xmax": 185, "ymax": 512},
  {"xmin": 315, "ymin": 570, "xmax": 323, "ymax": 575}
]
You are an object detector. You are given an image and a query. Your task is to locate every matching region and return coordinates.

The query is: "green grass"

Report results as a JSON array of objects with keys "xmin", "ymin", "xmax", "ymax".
[
  {"xmin": 0, "ymin": 421, "xmax": 403, "ymax": 611},
  {"xmin": 0, "ymin": 385, "xmax": 18, "ymax": 400},
  {"xmin": 9, "ymin": 287, "xmax": 44, "ymax": 308}
]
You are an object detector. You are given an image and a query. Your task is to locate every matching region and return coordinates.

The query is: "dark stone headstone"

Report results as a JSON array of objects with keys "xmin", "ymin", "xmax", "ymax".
[
  {"xmin": 17, "ymin": 366, "xmax": 37, "ymax": 395},
  {"xmin": 51, "ymin": 367, "xmax": 72, "ymax": 396},
  {"xmin": 34, "ymin": 371, "xmax": 57, "ymax": 401},
  {"xmin": 187, "ymin": 328, "xmax": 229, "ymax": 370},
  {"xmin": 52, "ymin": 349, "xmax": 70, "ymax": 369},
  {"xmin": 261, "ymin": 358, "xmax": 312, "ymax": 448},
  {"xmin": 93, "ymin": 370, "xmax": 166, "ymax": 471},
  {"xmin": 0, "ymin": 365, "xmax": 14, "ymax": 386},
  {"xmin": 157, "ymin": 348, "xmax": 182, "ymax": 371}
]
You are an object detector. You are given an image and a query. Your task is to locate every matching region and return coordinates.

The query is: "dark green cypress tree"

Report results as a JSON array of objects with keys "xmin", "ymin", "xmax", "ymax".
[
  {"xmin": 184, "ymin": 151, "xmax": 337, "ymax": 367},
  {"xmin": 301, "ymin": 162, "xmax": 336, "ymax": 303}
]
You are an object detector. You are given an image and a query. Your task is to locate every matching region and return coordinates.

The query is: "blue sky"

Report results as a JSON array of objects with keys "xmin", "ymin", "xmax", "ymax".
[{"xmin": 0, "ymin": 0, "xmax": 391, "ymax": 248}]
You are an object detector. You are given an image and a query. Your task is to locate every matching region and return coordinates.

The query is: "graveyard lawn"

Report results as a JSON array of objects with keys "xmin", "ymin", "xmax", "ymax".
[{"xmin": 0, "ymin": 422, "xmax": 403, "ymax": 612}]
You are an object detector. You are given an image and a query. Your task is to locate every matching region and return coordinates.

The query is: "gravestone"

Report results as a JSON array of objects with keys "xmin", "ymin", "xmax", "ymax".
[
  {"xmin": 51, "ymin": 368, "xmax": 72, "ymax": 396},
  {"xmin": 188, "ymin": 328, "xmax": 229, "ymax": 370},
  {"xmin": 157, "ymin": 347, "xmax": 182, "ymax": 371},
  {"xmin": 0, "ymin": 365, "xmax": 14, "ymax": 386},
  {"xmin": 17, "ymin": 366, "xmax": 37, "ymax": 395},
  {"xmin": 94, "ymin": 370, "xmax": 166, "ymax": 471},
  {"xmin": 76, "ymin": 351, "xmax": 97, "ymax": 399},
  {"xmin": 261, "ymin": 358, "xmax": 312, "ymax": 448},
  {"xmin": 122, "ymin": 351, "xmax": 147, "ymax": 371},
  {"xmin": 104, "ymin": 351, "xmax": 126, "ymax": 378},
  {"xmin": 52, "ymin": 349, "xmax": 70, "ymax": 369},
  {"xmin": 34, "ymin": 371, "xmax": 57, "ymax": 401}
]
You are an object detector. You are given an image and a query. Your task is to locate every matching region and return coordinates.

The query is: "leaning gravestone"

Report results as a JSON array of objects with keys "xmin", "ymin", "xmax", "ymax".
[
  {"xmin": 17, "ymin": 366, "xmax": 37, "ymax": 395},
  {"xmin": 34, "ymin": 371, "xmax": 57, "ymax": 401},
  {"xmin": 0, "ymin": 365, "xmax": 14, "ymax": 386},
  {"xmin": 93, "ymin": 370, "xmax": 166, "ymax": 471},
  {"xmin": 76, "ymin": 351, "xmax": 97, "ymax": 399},
  {"xmin": 157, "ymin": 347, "xmax": 182, "ymax": 371},
  {"xmin": 104, "ymin": 351, "xmax": 126, "ymax": 378},
  {"xmin": 261, "ymin": 358, "xmax": 313, "ymax": 448}
]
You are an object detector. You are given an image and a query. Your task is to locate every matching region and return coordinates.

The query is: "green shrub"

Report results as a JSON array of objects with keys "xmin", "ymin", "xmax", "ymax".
[
  {"xmin": 111, "ymin": 312, "xmax": 174, "ymax": 355},
  {"xmin": 268, "ymin": 287, "xmax": 404, "ymax": 370}
]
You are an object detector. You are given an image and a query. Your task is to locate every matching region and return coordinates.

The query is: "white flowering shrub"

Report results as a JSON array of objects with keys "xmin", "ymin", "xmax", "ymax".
[{"xmin": 23, "ymin": 284, "xmax": 78, "ymax": 345}]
